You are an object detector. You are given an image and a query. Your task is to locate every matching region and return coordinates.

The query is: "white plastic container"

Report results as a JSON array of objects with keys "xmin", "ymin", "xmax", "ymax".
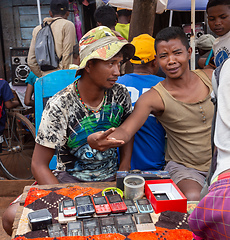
[{"xmin": 124, "ymin": 175, "xmax": 145, "ymax": 200}]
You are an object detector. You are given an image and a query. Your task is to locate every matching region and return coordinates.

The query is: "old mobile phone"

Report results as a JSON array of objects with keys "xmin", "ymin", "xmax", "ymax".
[
  {"xmin": 152, "ymin": 192, "xmax": 172, "ymax": 200},
  {"xmin": 114, "ymin": 214, "xmax": 137, "ymax": 235},
  {"xmin": 62, "ymin": 199, "xmax": 76, "ymax": 217},
  {"xmin": 92, "ymin": 196, "xmax": 111, "ymax": 215},
  {"xmin": 83, "ymin": 218, "xmax": 101, "ymax": 236},
  {"xmin": 134, "ymin": 213, "xmax": 156, "ymax": 232},
  {"xmin": 124, "ymin": 199, "xmax": 138, "ymax": 214},
  {"xmin": 47, "ymin": 223, "xmax": 65, "ymax": 237},
  {"xmin": 106, "ymin": 194, "xmax": 127, "ymax": 213},
  {"xmin": 67, "ymin": 221, "xmax": 83, "ymax": 236},
  {"xmin": 99, "ymin": 216, "xmax": 118, "ymax": 234},
  {"xmin": 136, "ymin": 198, "xmax": 153, "ymax": 213},
  {"xmin": 58, "ymin": 202, "xmax": 76, "ymax": 224},
  {"xmin": 75, "ymin": 195, "xmax": 95, "ymax": 216}
]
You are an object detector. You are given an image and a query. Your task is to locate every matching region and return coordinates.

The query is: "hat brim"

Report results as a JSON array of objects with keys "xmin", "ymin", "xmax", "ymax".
[{"xmin": 75, "ymin": 41, "xmax": 135, "ymax": 77}]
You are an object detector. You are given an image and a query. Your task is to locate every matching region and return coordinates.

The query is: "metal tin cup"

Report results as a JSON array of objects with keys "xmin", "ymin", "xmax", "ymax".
[{"xmin": 124, "ymin": 175, "xmax": 145, "ymax": 200}]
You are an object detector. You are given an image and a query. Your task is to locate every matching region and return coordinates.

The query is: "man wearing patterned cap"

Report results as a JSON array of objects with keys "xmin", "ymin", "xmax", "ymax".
[
  {"xmin": 117, "ymin": 34, "xmax": 166, "ymax": 171},
  {"xmin": 2, "ymin": 26, "xmax": 135, "ymax": 236},
  {"xmin": 33, "ymin": 26, "xmax": 135, "ymax": 184}
]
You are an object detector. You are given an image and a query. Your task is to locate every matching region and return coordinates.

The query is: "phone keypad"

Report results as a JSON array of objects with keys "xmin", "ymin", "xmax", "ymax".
[
  {"xmin": 69, "ymin": 229, "xmax": 83, "ymax": 236},
  {"xmin": 126, "ymin": 206, "xmax": 138, "ymax": 214},
  {"xmin": 101, "ymin": 225, "xmax": 118, "ymax": 234},
  {"xmin": 84, "ymin": 227, "xmax": 100, "ymax": 236},
  {"xmin": 64, "ymin": 208, "xmax": 76, "ymax": 216},
  {"xmin": 111, "ymin": 202, "xmax": 127, "ymax": 212},
  {"xmin": 139, "ymin": 204, "xmax": 153, "ymax": 213},
  {"xmin": 118, "ymin": 225, "xmax": 136, "ymax": 234},
  {"xmin": 77, "ymin": 204, "xmax": 95, "ymax": 215},
  {"xmin": 96, "ymin": 204, "xmax": 111, "ymax": 213}
]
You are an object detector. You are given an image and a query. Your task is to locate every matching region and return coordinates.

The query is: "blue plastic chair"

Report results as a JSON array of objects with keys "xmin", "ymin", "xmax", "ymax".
[{"xmin": 34, "ymin": 69, "xmax": 77, "ymax": 169}]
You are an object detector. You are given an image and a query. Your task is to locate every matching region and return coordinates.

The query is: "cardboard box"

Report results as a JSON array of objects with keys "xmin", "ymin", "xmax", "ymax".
[{"xmin": 145, "ymin": 179, "xmax": 187, "ymax": 214}]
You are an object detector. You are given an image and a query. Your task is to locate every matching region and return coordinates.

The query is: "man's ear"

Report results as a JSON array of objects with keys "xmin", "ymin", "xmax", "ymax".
[
  {"xmin": 116, "ymin": 12, "xmax": 118, "ymax": 21},
  {"xmin": 49, "ymin": 10, "xmax": 53, "ymax": 18},
  {"xmin": 84, "ymin": 61, "xmax": 92, "ymax": 73},
  {"xmin": 64, "ymin": 11, "xmax": 70, "ymax": 19},
  {"xmin": 188, "ymin": 47, "xmax": 192, "ymax": 59},
  {"xmin": 150, "ymin": 59, "xmax": 159, "ymax": 75}
]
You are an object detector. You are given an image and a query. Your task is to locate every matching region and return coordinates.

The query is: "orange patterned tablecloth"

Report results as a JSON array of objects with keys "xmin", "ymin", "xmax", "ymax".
[{"xmin": 13, "ymin": 185, "xmax": 193, "ymax": 240}]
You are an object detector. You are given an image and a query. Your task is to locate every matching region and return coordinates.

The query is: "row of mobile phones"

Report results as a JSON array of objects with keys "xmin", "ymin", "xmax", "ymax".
[
  {"xmin": 48, "ymin": 212, "xmax": 156, "ymax": 237},
  {"xmin": 61, "ymin": 194, "xmax": 154, "ymax": 219}
]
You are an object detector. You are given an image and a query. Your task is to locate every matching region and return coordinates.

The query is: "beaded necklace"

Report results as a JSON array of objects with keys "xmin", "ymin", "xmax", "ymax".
[{"xmin": 75, "ymin": 80, "xmax": 107, "ymax": 113}]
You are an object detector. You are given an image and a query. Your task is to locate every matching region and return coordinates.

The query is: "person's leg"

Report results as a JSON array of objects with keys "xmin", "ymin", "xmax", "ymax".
[
  {"xmin": 2, "ymin": 202, "xmax": 20, "ymax": 236},
  {"xmin": 164, "ymin": 161, "xmax": 207, "ymax": 200},
  {"xmin": 177, "ymin": 179, "xmax": 202, "ymax": 201}
]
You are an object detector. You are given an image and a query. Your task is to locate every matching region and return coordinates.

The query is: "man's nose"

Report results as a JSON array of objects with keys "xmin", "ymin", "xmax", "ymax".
[
  {"xmin": 215, "ymin": 18, "xmax": 221, "ymax": 26},
  {"xmin": 168, "ymin": 55, "xmax": 176, "ymax": 64},
  {"xmin": 113, "ymin": 63, "xmax": 120, "ymax": 75}
]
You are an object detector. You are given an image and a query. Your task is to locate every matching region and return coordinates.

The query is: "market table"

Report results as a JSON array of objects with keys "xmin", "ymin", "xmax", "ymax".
[{"xmin": 12, "ymin": 182, "xmax": 194, "ymax": 240}]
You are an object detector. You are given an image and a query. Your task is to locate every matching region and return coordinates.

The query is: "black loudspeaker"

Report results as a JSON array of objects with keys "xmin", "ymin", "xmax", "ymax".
[
  {"xmin": 10, "ymin": 47, "xmax": 31, "ymax": 86},
  {"xmin": 182, "ymin": 22, "xmax": 205, "ymax": 42}
]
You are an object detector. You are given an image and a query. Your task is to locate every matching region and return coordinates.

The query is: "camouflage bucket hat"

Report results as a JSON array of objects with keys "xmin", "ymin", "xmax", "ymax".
[{"xmin": 75, "ymin": 26, "xmax": 135, "ymax": 76}]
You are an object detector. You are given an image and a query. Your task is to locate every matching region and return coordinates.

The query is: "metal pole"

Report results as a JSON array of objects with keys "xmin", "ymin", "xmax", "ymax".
[
  {"xmin": 169, "ymin": 10, "xmax": 173, "ymax": 27},
  {"xmin": 37, "ymin": 0, "xmax": 42, "ymax": 25},
  {"xmin": 190, "ymin": 0, "xmax": 196, "ymax": 70}
]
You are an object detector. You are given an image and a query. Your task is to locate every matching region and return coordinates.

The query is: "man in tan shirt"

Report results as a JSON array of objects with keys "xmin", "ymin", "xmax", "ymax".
[
  {"xmin": 28, "ymin": 0, "xmax": 76, "ymax": 77},
  {"xmin": 88, "ymin": 26, "xmax": 214, "ymax": 201}
]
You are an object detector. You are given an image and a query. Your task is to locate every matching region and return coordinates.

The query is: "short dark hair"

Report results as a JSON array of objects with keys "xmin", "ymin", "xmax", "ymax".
[
  {"xmin": 94, "ymin": 5, "xmax": 117, "ymax": 29},
  {"xmin": 50, "ymin": 0, "xmax": 69, "ymax": 16},
  {"xmin": 155, "ymin": 26, "xmax": 190, "ymax": 52},
  {"xmin": 206, "ymin": 0, "xmax": 230, "ymax": 12},
  {"xmin": 117, "ymin": 9, "xmax": 132, "ymax": 17},
  {"xmin": 51, "ymin": 9, "xmax": 67, "ymax": 16}
]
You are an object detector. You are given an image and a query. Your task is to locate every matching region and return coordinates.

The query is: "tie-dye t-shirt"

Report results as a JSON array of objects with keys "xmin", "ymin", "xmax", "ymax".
[{"xmin": 36, "ymin": 82, "xmax": 132, "ymax": 181}]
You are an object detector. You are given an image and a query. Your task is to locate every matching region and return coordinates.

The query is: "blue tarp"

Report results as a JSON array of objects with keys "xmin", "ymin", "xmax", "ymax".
[
  {"xmin": 102, "ymin": 0, "xmax": 209, "ymax": 12},
  {"xmin": 167, "ymin": 0, "xmax": 208, "ymax": 11}
]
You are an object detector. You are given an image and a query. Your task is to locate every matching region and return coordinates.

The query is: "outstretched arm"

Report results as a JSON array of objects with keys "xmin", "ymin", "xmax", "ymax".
[
  {"xmin": 88, "ymin": 88, "xmax": 164, "ymax": 151},
  {"xmin": 119, "ymin": 136, "xmax": 134, "ymax": 171}
]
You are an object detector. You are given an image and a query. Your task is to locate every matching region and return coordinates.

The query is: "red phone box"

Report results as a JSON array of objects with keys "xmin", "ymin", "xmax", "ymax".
[{"xmin": 145, "ymin": 179, "xmax": 187, "ymax": 214}]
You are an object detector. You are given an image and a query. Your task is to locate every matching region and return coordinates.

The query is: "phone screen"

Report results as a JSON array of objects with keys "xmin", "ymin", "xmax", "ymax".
[
  {"xmin": 116, "ymin": 215, "xmax": 133, "ymax": 225},
  {"xmin": 137, "ymin": 199, "xmax": 150, "ymax": 206},
  {"xmin": 135, "ymin": 213, "xmax": 153, "ymax": 224},
  {"xmin": 63, "ymin": 199, "xmax": 74, "ymax": 207},
  {"xmin": 93, "ymin": 197, "xmax": 107, "ymax": 205},
  {"xmin": 68, "ymin": 221, "xmax": 81, "ymax": 230},
  {"xmin": 100, "ymin": 217, "xmax": 115, "ymax": 226},
  {"xmin": 75, "ymin": 196, "xmax": 92, "ymax": 205},
  {"xmin": 124, "ymin": 199, "xmax": 134, "ymax": 206},
  {"xmin": 107, "ymin": 194, "xmax": 122, "ymax": 203}
]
